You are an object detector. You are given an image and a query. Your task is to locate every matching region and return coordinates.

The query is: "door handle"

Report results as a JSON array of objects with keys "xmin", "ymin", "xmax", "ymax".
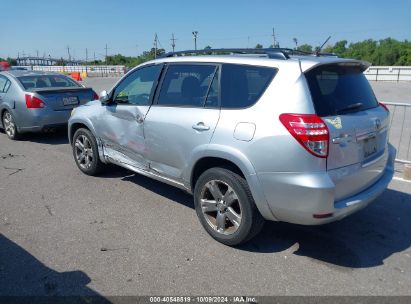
[
  {"xmin": 192, "ymin": 122, "xmax": 210, "ymax": 131},
  {"xmin": 136, "ymin": 114, "xmax": 144, "ymax": 124}
]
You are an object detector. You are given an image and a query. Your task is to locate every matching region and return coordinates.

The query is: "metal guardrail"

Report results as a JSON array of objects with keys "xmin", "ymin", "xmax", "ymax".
[
  {"xmin": 364, "ymin": 66, "xmax": 411, "ymax": 82},
  {"xmin": 15, "ymin": 65, "xmax": 126, "ymax": 76},
  {"xmin": 385, "ymin": 102, "xmax": 411, "ymax": 164}
]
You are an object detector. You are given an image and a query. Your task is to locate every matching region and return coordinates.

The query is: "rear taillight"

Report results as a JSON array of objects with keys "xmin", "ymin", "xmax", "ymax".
[
  {"xmin": 279, "ymin": 113, "xmax": 329, "ymax": 158},
  {"xmin": 93, "ymin": 91, "xmax": 99, "ymax": 100},
  {"xmin": 379, "ymin": 102, "xmax": 389, "ymax": 112},
  {"xmin": 25, "ymin": 94, "xmax": 45, "ymax": 108}
]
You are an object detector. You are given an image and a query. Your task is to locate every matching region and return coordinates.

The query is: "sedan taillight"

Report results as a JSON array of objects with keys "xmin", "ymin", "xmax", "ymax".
[
  {"xmin": 379, "ymin": 102, "xmax": 390, "ymax": 112},
  {"xmin": 279, "ymin": 113, "xmax": 329, "ymax": 158},
  {"xmin": 25, "ymin": 94, "xmax": 45, "ymax": 108},
  {"xmin": 92, "ymin": 91, "xmax": 99, "ymax": 100}
]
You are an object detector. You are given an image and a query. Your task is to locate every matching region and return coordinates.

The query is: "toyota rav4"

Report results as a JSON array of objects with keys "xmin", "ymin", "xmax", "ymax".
[{"xmin": 68, "ymin": 48, "xmax": 395, "ymax": 245}]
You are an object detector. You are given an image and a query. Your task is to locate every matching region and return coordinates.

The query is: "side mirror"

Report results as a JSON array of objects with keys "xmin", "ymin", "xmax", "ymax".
[{"xmin": 99, "ymin": 90, "xmax": 110, "ymax": 104}]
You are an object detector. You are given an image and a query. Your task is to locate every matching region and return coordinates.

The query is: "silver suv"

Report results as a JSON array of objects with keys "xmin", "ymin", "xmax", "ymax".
[{"xmin": 68, "ymin": 49, "xmax": 395, "ymax": 245}]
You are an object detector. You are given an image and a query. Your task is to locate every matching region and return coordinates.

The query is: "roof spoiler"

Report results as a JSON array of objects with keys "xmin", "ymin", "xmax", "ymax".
[{"xmin": 301, "ymin": 60, "xmax": 371, "ymax": 73}]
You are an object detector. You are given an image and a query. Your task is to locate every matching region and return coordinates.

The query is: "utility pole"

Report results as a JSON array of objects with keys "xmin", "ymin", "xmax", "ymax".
[
  {"xmin": 171, "ymin": 33, "xmax": 177, "ymax": 52},
  {"xmin": 192, "ymin": 31, "xmax": 198, "ymax": 50},
  {"xmin": 272, "ymin": 28, "xmax": 277, "ymax": 48},
  {"xmin": 93, "ymin": 51, "xmax": 96, "ymax": 62},
  {"xmin": 104, "ymin": 44, "xmax": 109, "ymax": 62},
  {"xmin": 66, "ymin": 45, "xmax": 71, "ymax": 62},
  {"xmin": 85, "ymin": 48, "xmax": 88, "ymax": 72},
  {"xmin": 154, "ymin": 33, "xmax": 158, "ymax": 58}
]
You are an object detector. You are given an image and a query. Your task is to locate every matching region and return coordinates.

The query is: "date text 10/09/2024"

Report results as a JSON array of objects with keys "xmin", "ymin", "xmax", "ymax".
[{"xmin": 149, "ymin": 296, "xmax": 257, "ymax": 303}]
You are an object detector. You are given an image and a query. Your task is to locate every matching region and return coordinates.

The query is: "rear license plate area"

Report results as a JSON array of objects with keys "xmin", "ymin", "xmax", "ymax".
[
  {"xmin": 363, "ymin": 136, "xmax": 377, "ymax": 158},
  {"xmin": 63, "ymin": 96, "xmax": 79, "ymax": 106}
]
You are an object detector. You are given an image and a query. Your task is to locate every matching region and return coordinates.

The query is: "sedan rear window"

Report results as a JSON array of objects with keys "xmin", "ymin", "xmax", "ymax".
[
  {"xmin": 18, "ymin": 75, "xmax": 80, "ymax": 90},
  {"xmin": 305, "ymin": 64, "xmax": 378, "ymax": 117}
]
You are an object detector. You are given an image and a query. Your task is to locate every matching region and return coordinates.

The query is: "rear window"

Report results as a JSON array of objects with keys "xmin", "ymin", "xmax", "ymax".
[
  {"xmin": 18, "ymin": 75, "xmax": 80, "ymax": 90},
  {"xmin": 221, "ymin": 64, "xmax": 277, "ymax": 108},
  {"xmin": 305, "ymin": 65, "xmax": 378, "ymax": 117}
]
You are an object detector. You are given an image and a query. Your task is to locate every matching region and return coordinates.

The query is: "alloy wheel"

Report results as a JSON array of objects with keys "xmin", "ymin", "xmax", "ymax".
[
  {"xmin": 3, "ymin": 112, "xmax": 16, "ymax": 138},
  {"xmin": 74, "ymin": 135, "xmax": 94, "ymax": 170},
  {"xmin": 199, "ymin": 180, "xmax": 242, "ymax": 235}
]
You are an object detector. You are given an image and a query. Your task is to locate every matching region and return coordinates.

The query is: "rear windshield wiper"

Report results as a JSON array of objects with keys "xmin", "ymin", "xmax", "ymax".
[{"xmin": 336, "ymin": 102, "xmax": 363, "ymax": 114}]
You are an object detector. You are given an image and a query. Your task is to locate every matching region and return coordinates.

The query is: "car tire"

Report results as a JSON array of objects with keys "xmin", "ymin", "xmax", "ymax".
[
  {"xmin": 194, "ymin": 167, "xmax": 265, "ymax": 246},
  {"xmin": 72, "ymin": 128, "xmax": 105, "ymax": 175},
  {"xmin": 2, "ymin": 110, "xmax": 21, "ymax": 140}
]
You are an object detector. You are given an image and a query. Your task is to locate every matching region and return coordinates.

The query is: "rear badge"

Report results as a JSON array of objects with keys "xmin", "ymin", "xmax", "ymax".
[{"xmin": 325, "ymin": 117, "xmax": 342, "ymax": 129}]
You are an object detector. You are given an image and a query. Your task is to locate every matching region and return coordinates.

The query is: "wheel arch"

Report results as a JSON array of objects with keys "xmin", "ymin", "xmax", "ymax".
[
  {"xmin": 69, "ymin": 118, "xmax": 107, "ymax": 164},
  {"xmin": 188, "ymin": 145, "xmax": 278, "ymax": 221}
]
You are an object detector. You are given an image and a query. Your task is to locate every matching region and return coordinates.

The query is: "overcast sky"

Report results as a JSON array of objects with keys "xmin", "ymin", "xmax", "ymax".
[{"xmin": 2, "ymin": 0, "xmax": 410, "ymax": 59}]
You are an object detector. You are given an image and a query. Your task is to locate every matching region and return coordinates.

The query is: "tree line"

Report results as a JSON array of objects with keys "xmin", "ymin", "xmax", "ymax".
[
  {"xmin": 297, "ymin": 38, "xmax": 411, "ymax": 66},
  {"xmin": 2, "ymin": 37, "xmax": 410, "ymax": 67},
  {"xmin": 101, "ymin": 38, "xmax": 411, "ymax": 67}
]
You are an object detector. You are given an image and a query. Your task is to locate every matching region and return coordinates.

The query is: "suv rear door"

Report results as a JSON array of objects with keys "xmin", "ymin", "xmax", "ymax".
[
  {"xmin": 144, "ymin": 63, "xmax": 220, "ymax": 182},
  {"xmin": 305, "ymin": 63, "xmax": 389, "ymax": 199}
]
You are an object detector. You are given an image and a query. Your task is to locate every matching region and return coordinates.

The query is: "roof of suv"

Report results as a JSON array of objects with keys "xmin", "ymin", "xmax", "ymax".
[{"xmin": 145, "ymin": 54, "xmax": 368, "ymax": 73}]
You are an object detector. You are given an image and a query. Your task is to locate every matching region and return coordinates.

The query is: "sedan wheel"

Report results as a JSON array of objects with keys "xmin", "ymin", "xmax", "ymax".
[{"xmin": 2, "ymin": 111, "xmax": 19, "ymax": 140}]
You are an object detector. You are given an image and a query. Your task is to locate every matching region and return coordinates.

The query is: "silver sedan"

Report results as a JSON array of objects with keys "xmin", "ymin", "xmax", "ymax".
[{"xmin": 0, "ymin": 70, "xmax": 98, "ymax": 139}]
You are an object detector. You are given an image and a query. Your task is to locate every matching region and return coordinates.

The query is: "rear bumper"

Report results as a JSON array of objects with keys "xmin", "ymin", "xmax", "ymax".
[
  {"xmin": 257, "ymin": 144, "xmax": 396, "ymax": 225},
  {"xmin": 17, "ymin": 109, "xmax": 71, "ymax": 133}
]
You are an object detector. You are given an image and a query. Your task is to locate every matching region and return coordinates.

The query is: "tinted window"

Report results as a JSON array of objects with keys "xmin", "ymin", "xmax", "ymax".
[
  {"xmin": 113, "ymin": 65, "xmax": 162, "ymax": 105},
  {"xmin": 18, "ymin": 75, "xmax": 80, "ymax": 90},
  {"xmin": 157, "ymin": 64, "xmax": 217, "ymax": 107},
  {"xmin": 221, "ymin": 64, "xmax": 277, "ymax": 108},
  {"xmin": 305, "ymin": 65, "xmax": 378, "ymax": 117}
]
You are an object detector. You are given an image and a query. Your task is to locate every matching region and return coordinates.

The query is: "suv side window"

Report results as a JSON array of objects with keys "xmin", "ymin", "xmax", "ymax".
[
  {"xmin": 0, "ymin": 75, "xmax": 11, "ymax": 93},
  {"xmin": 112, "ymin": 65, "xmax": 162, "ymax": 105},
  {"xmin": 221, "ymin": 64, "xmax": 277, "ymax": 108},
  {"xmin": 157, "ymin": 64, "xmax": 217, "ymax": 107}
]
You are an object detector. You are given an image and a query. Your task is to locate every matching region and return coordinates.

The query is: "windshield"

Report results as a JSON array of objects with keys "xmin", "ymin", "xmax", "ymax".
[
  {"xmin": 305, "ymin": 64, "xmax": 378, "ymax": 117},
  {"xmin": 18, "ymin": 75, "xmax": 81, "ymax": 90}
]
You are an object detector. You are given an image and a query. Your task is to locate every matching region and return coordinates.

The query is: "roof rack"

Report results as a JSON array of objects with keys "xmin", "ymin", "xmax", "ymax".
[{"xmin": 160, "ymin": 48, "xmax": 337, "ymax": 60}]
